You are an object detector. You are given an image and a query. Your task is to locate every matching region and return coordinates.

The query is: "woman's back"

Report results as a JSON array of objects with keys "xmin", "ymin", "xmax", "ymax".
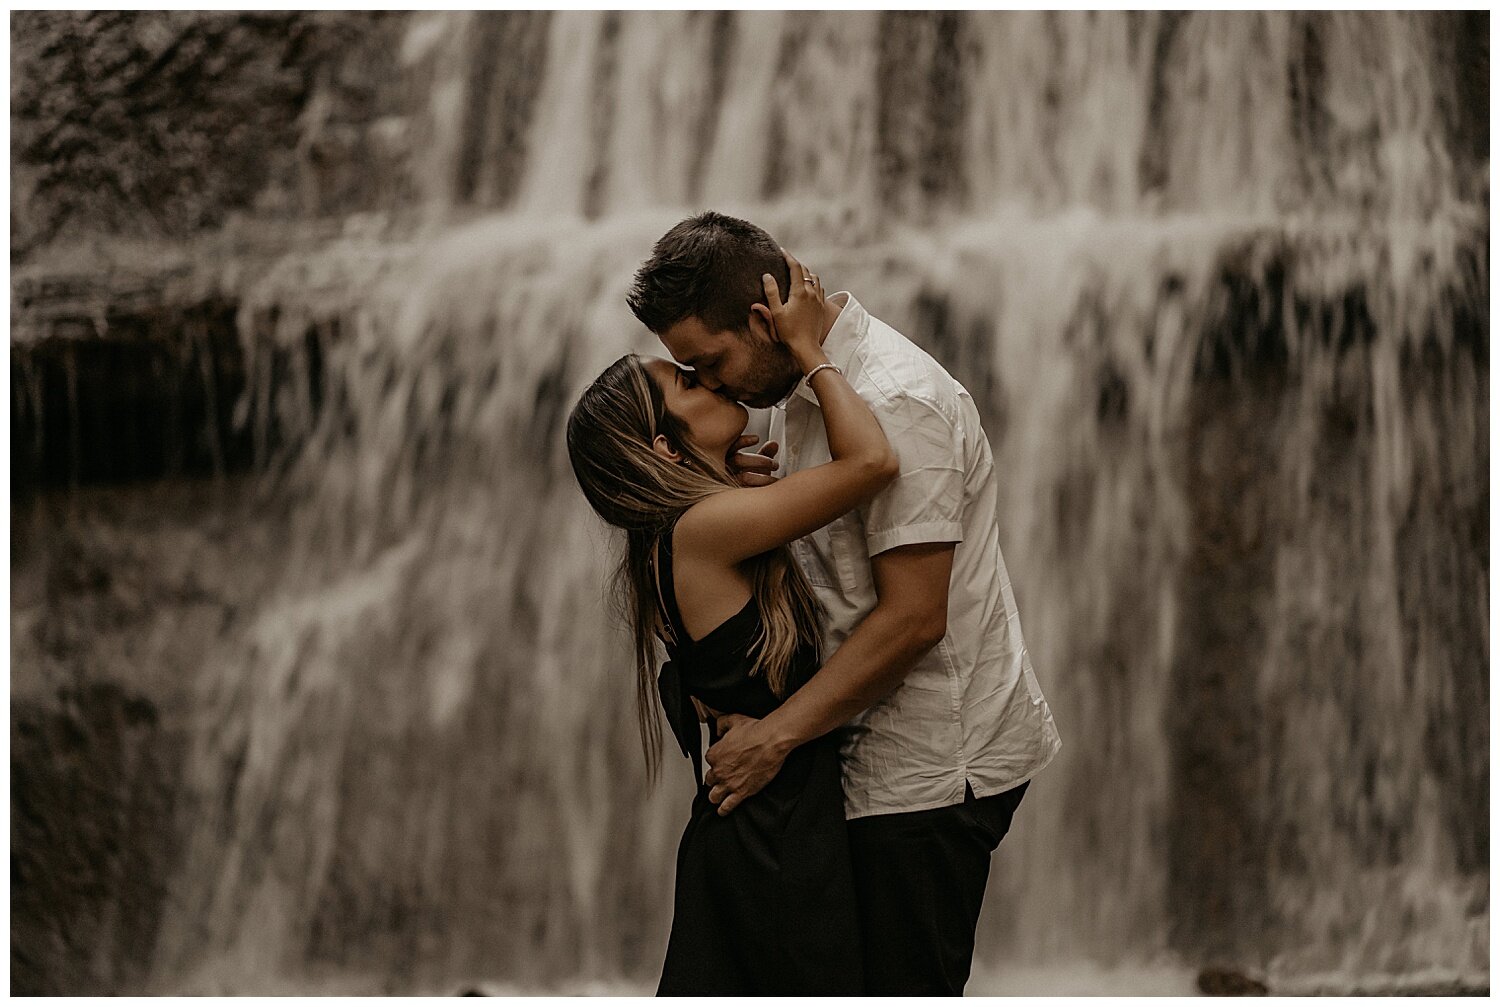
[{"xmin": 653, "ymin": 519, "xmax": 814, "ymax": 731}]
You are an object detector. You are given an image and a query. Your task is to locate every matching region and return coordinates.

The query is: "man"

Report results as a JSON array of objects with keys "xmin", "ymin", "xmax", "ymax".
[{"xmin": 628, "ymin": 211, "xmax": 1062, "ymax": 994}]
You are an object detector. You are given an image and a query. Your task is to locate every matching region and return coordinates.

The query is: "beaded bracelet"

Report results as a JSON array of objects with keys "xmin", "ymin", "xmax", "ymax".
[{"xmin": 804, "ymin": 361, "xmax": 843, "ymax": 385}]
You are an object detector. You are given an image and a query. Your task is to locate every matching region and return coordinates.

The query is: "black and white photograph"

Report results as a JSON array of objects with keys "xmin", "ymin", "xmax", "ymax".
[{"xmin": 8, "ymin": 9, "xmax": 1491, "ymax": 997}]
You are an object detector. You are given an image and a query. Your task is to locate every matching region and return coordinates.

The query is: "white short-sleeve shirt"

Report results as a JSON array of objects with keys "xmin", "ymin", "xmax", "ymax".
[{"xmin": 760, "ymin": 292, "xmax": 1062, "ymax": 820}]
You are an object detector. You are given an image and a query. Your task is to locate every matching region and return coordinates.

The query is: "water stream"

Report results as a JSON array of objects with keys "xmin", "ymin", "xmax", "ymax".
[{"xmin": 12, "ymin": 11, "xmax": 1487, "ymax": 995}]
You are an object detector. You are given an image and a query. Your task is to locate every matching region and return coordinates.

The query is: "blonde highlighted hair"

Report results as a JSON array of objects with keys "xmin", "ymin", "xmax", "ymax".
[{"xmin": 566, "ymin": 354, "xmax": 823, "ymax": 782}]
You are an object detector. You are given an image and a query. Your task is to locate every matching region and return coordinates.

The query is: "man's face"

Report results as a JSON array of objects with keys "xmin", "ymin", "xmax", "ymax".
[{"xmin": 657, "ymin": 314, "xmax": 802, "ymax": 409}]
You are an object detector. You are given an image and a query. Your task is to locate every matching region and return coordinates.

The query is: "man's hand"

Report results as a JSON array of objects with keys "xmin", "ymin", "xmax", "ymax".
[
  {"xmin": 713, "ymin": 543, "xmax": 957, "ymax": 795},
  {"xmin": 725, "ymin": 435, "xmax": 780, "ymax": 488},
  {"xmin": 703, "ymin": 713, "xmax": 792, "ymax": 815}
]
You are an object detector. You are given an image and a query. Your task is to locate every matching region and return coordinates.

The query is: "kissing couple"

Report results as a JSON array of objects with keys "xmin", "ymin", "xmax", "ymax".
[{"xmin": 567, "ymin": 212, "xmax": 1062, "ymax": 995}]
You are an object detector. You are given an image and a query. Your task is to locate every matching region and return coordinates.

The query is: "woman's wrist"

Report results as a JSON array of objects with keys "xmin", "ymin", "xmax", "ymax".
[
  {"xmin": 803, "ymin": 361, "xmax": 843, "ymax": 387},
  {"xmin": 791, "ymin": 346, "xmax": 829, "ymax": 375}
]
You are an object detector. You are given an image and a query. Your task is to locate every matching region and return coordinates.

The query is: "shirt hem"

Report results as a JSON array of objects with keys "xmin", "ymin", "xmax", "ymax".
[{"xmin": 842, "ymin": 741, "xmax": 1062, "ymax": 821}]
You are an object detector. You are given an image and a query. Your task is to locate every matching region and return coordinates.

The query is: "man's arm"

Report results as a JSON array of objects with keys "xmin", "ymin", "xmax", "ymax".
[{"xmin": 702, "ymin": 541, "xmax": 955, "ymax": 815}]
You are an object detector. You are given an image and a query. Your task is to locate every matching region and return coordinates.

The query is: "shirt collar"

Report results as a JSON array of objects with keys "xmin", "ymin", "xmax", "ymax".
[{"xmin": 788, "ymin": 291, "xmax": 866, "ymax": 407}]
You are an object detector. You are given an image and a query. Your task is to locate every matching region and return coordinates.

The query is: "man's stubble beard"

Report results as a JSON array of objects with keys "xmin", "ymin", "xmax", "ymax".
[{"xmin": 736, "ymin": 333, "xmax": 804, "ymax": 408}]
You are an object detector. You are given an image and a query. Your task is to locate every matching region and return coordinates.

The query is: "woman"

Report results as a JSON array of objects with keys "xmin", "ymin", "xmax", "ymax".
[{"xmin": 565, "ymin": 252, "xmax": 897, "ymax": 994}]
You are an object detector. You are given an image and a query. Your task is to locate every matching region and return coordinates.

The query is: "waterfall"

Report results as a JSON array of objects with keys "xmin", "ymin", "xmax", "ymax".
[
  {"xmin": 414, "ymin": 11, "xmax": 1481, "ymax": 223},
  {"xmin": 13, "ymin": 11, "xmax": 1485, "ymax": 994}
]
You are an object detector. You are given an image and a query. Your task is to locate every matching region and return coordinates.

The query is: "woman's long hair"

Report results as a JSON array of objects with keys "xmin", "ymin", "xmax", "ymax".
[{"xmin": 566, "ymin": 354, "xmax": 823, "ymax": 782}]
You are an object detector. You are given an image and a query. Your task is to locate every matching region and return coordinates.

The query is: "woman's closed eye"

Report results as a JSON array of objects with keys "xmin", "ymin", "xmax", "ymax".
[{"xmin": 680, "ymin": 368, "xmax": 699, "ymax": 389}]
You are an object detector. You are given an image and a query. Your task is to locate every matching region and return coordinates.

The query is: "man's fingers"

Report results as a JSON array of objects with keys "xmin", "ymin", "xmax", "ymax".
[
  {"xmin": 734, "ymin": 450, "xmax": 777, "ymax": 472},
  {"xmin": 716, "ymin": 793, "xmax": 743, "ymax": 817},
  {"xmin": 730, "ymin": 440, "xmax": 779, "ymax": 488},
  {"xmin": 716, "ymin": 713, "xmax": 752, "ymax": 735},
  {"xmin": 736, "ymin": 441, "xmax": 778, "ymax": 465},
  {"xmin": 730, "ymin": 443, "xmax": 779, "ymax": 487}
]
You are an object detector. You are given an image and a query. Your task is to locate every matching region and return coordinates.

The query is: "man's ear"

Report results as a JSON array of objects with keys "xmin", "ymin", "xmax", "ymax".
[
  {"xmin": 747, "ymin": 302, "xmax": 774, "ymax": 343},
  {"xmin": 651, "ymin": 434, "xmax": 683, "ymax": 463}
]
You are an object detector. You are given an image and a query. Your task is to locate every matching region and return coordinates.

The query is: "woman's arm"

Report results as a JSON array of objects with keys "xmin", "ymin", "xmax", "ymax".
[{"xmin": 677, "ymin": 251, "xmax": 898, "ymax": 563}]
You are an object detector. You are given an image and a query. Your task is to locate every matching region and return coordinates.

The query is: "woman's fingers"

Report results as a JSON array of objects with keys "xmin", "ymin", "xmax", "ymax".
[
  {"xmin": 782, "ymin": 249, "xmax": 818, "ymax": 307},
  {"xmin": 781, "ymin": 246, "xmax": 804, "ymax": 284},
  {"xmin": 804, "ymin": 271, "xmax": 822, "ymax": 306},
  {"xmin": 779, "ymin": 247, "xmax": 823, "ymax": 310},
  {"xmin": 761, "ymin": 271, "xmax": 784, "ymax": 312}
]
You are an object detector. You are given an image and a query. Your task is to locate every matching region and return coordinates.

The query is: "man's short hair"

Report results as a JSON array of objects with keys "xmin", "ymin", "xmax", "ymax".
[{"xmin": 627, "ymin": 211, "xmax": 792, "ymax": 335}]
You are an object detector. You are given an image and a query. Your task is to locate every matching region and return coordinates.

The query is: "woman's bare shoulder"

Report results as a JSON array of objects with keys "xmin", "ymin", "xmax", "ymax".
[{"xmin": 672, "ymin": 491, "xmax": 740, "ymax": 557}]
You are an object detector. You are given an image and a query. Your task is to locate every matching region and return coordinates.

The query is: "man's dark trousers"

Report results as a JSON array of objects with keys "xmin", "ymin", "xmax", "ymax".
[{"xmin": 846, "ymin": 779, "xmax": 1031, "ymax": 995}]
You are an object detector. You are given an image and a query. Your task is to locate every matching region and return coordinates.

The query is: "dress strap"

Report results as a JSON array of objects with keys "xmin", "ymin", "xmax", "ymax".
[
  {"xmin": 651, "ymin": 518, "xmax": 691, "ymax": 649},
  {"xmin": 652, "ymin": 515, "xmax": 704, "ymax": 787},
  {"xmin": 657, "ymin": 658, "xmax": 703, "ymax": 787}
]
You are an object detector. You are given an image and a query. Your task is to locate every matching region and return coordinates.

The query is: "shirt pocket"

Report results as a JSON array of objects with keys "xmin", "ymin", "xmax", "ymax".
[
  {"xmin": 792, "ymin": 527, "xmax": 841, "ymax": 589},
  {"xmin": 829, "ymin": 513, "xmax": 870, "ymax": 595},
  {"xmin": 792, "ymin": 516, "xmax": 868, "ymax": 595}
]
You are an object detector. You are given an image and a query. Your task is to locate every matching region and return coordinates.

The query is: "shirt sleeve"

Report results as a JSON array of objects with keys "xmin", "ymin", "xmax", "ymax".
[{"xmin": 861, "ymin": 390, "xmax": 966, "ymax": 556}]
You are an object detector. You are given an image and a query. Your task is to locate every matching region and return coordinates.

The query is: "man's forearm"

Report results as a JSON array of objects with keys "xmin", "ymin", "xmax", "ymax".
[{"xmin": 761, "ymin": 604, "xmax": 940, "ymax": 753}]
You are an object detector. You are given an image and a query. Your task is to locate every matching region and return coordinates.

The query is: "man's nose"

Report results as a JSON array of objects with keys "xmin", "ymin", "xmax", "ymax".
[{"xmin": 697, "ymin": 371, "xmax": 723, "ymax": 392}]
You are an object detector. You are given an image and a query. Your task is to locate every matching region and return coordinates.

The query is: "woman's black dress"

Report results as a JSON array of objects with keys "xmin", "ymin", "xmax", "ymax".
[{"xmin": 652, "ymin": 524, "xmax": 864, "ymax": 995}]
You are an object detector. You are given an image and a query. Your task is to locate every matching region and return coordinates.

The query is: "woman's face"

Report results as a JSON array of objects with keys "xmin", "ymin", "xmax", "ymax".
[{"xmin": 644, "ymin": 356, "xmax": 749, "ymax": 458}]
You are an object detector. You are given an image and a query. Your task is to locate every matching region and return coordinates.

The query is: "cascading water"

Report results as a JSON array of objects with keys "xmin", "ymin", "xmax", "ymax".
[{"xmin": 14, "ymin": 11, "xmax": 1486, "ymax": 995}]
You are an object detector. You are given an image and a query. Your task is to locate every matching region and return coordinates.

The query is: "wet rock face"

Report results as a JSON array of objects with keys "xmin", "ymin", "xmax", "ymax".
[
  {"xmin": 1197, "ymin": 966, "xmax": 1270, "ymax": 995},
  {"xmin": 11, "ymin": 681, "xmax": 187, "ymax": 996},
  {"xmin": 1166, "ymin": 367, "xmax": 1285, "ymax": 962},
  {"xmin": 10, "ymin": 12, "xmax": 406, "ymax": 256},
  {"xmin": 11, "ymin": 299, "xmax": 254, "ymax": 495}
]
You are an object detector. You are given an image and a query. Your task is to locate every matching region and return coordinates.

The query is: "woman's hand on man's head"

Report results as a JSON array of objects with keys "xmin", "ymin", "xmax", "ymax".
[{"xmin": 762, "ymin": 248, "xmax": 826, "ymax": 371}]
